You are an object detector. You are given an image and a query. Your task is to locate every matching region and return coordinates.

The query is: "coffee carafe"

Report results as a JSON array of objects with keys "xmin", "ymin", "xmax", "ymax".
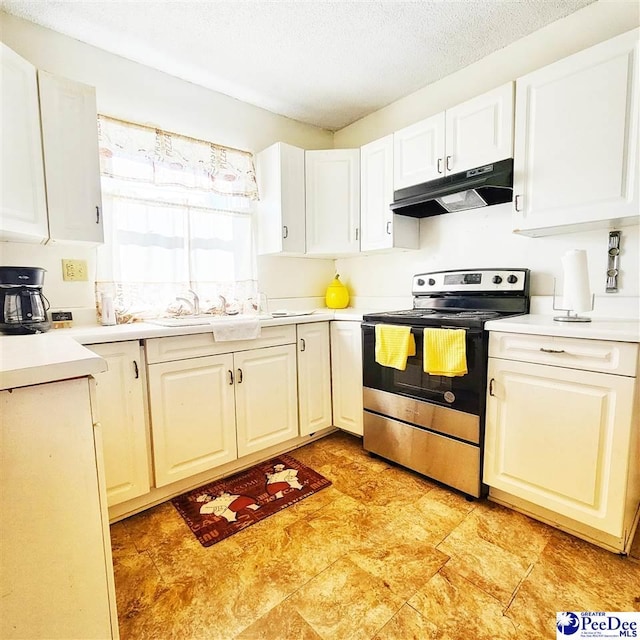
[{"xmin": 0, "ymin": 266, "xmax": 51, "ymax": 334}]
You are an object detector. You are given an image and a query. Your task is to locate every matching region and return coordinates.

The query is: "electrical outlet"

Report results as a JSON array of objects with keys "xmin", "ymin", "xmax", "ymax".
[{"xmin": 62, "ymin": 259, "xmax": 88, "ymax": 282}]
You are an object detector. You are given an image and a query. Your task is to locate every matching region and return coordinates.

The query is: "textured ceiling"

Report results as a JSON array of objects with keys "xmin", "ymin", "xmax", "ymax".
[{"xmin": 1, "ymin": 0, "xmax": 596, "ymax": 131}]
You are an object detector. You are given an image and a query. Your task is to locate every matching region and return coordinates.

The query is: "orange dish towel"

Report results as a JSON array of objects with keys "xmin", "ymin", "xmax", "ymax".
[
  {"xmin": 423, "ymin": 328, "xmax": 468, "ymax": 377},
  {"xmin": 375, "ymin": 324, "xmax": 416, "ymax": 371}
]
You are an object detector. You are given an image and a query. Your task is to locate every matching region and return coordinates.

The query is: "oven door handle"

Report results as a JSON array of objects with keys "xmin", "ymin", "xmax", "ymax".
[{"xmin": 362, "ymin": 322, "xmax": 483, "ymax": 335}]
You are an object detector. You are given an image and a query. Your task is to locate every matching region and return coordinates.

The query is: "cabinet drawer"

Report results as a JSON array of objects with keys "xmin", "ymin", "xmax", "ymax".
[
  {"xmin": 146, "ymin": 325, "xmax": 296, "ymax": 364},
  {"xmin": 489, "ymin": 331, "xmax": 638, "ymax": 376}
]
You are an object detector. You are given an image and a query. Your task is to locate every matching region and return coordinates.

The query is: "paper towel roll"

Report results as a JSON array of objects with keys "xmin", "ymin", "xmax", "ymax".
[{"xmin": 561, "ymin": 249, "xmax": 592, "ymax": 312}]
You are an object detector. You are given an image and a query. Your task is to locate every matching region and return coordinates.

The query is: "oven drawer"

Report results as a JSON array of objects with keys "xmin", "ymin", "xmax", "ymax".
[
  {"xmin": 363, "ymin": 387, "xmax": 480, "ymax": 444},
  {"xmin": 363, "ymin": 411, "xmax": 481, "ymax": 497},
  {"xmin": 489, "ymin": 332, "xmax": 638, "ymax": 376}
]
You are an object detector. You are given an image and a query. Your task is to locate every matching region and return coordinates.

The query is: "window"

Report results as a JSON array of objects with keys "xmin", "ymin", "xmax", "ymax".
[{"xmin": 96, "ymin": 116, "xmax": 259, "ymax": 322}]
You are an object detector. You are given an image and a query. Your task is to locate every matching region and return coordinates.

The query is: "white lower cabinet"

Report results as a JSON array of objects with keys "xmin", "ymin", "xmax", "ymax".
[
  {"xmin": 297, "ymin": 322, "xmax": 333, "ymax": 436},
  {"xmin": 1, "ymin": 378, "xmax": 118, "ymax": 639},
  {"xmin": 330, "ymin": 321, "xmax": 363, "ymax": 435},
  {"xmin": 146, "ymin": 328, "xmax": 299, "ymax": 487},
  {"xmin": 88, "ymin": 340, "xmax": 150, "ymax": 506},
  {"xmin": 148, "ymin": 353, "xmax": 238, "ymax": 487},
  {"xmin": 235, "ymin": 344, "xmax": 299, "ymax": 456},
  {"xmin": 484, "ymin": 331, "xmax": 640, "ymax": 552}
]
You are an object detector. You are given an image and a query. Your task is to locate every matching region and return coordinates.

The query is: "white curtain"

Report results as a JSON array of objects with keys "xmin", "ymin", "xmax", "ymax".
[{"xmin": 96, "ymin": 116, "xmax": 259, "ymax": 322}]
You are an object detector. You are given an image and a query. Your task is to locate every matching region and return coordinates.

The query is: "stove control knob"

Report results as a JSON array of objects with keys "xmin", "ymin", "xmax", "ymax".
[
  {"xmin": 492, "ymin": 275, "xmax": 503, "ymax": 284},
  {"xmin": 507, "ymin": 274, "xmax": 518, "ymax": 284},
  {"xmin": 428, "ymin": 278, "xmax": 436, "ymax": 286},
  {"xmin": 416, "ymin": 278, "xmax": 425, "ymax": 286}
]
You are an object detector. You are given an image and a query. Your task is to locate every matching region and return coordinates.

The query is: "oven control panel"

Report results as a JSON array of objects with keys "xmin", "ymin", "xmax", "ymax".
[{"xmin": 412, "ymin": 269, "xmax": 528, "ymax": 294}]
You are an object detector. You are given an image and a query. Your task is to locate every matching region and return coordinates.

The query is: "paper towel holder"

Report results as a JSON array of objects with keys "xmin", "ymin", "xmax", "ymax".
[{"xmin": 552, "ymin": 279, "xmax": 594, "ymax": 322}]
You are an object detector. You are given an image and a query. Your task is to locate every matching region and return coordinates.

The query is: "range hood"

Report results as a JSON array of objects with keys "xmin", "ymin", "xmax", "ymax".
[{"xmin": 390, "ymin": 158, "xmax": 514, "ymax": 218}]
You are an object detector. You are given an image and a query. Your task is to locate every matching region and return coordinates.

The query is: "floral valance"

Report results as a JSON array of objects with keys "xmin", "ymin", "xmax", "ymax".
[{"xmin": 97, "ymin": 115, "xmax": 258, "ymax": 200}]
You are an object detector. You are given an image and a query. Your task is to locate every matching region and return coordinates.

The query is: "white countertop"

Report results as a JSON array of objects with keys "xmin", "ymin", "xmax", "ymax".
[
  {"xmin": 0, "ymin": 309, "xmax": 365, "ymax": 390},
  {"xmin": 486, "ymin": 314, "xmax": 640, "ymax": 343}
]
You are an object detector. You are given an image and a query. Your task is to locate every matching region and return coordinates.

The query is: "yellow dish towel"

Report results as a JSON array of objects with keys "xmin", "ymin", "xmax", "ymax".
[
  {"xmin": 423, "ymin": 328, "xmax": 468, "ymax": 377},
  {"xmin": 375, "ymin": 324, "xmax": 416, "ymax": 371}
]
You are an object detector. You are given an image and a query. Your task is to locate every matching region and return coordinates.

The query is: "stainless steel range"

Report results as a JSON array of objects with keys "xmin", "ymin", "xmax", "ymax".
[{"xmin": 362, "ymin": 268, "xmax": 530, "ymax": 498}]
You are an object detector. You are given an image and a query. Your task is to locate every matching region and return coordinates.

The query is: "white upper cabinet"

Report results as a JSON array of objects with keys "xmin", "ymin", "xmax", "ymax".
[
  {"xmin": 0, "ymin": 44, "xmax": 103, "ymax": 245},
  {"xmin": 305, "ymin": 149, "xmax": 360, "ymax": 256},
  {"xmin": 38, "ymin": 70, "xmax": 103, "ymax": 244},
  {"xmin": 445, "ymin": 83, "xmax": 514, "ymax": 175},
  {"xmin": 393, "ymin": 82, "xmax": 514, "ymax": 190},
  {"xmin": 393, "ymin": 112, "xmax": 445, "ymax": 189},
  {"xmin": 256, "ymin": 142, "xmax": 305, "ymax": 255},
  {"xmin": 512, "ymin": 29, "xmax": 639, "ymax": 237},
  {"xmin": 0, "ymin": 43, "xmax": 48, "ymax": 243},
  {"xmin": 360, "ymin": 134, "xmax": 419, "ymax": 252}
]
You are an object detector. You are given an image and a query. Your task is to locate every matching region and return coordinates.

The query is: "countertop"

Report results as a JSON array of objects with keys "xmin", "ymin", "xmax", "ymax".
[
  {"xmin": 0, "ymin": 309, "xmax": 365, "ymax": 391},
  {"xmin": 485, "ymin": 314, "xmax": 640, "ymax": 343}
]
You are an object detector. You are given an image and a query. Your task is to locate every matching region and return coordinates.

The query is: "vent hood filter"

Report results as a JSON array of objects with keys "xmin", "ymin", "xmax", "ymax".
[{"xmin": 391, "ymin": 158, "xmax": 514, "ymax": 218}]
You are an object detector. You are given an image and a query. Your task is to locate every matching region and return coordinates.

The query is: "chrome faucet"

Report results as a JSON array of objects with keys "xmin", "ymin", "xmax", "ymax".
[
  {"xmin": 188, "ymin": 289, "xmax": 200, "ymax": 315},
  {"xmin": 176, "ymin": 289, "xmax": 200, "ymax": 315}
]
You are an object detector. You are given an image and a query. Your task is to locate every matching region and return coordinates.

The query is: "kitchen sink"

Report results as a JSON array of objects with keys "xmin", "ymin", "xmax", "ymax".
[{"xmin": 146, "ymin": 314, "xmax": 271, "ymax": 327}]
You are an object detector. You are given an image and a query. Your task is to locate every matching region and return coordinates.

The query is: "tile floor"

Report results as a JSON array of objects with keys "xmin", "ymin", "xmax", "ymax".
[{"xmin": 111, "ymin": 431, "xmax": 640, "ymax": 640}]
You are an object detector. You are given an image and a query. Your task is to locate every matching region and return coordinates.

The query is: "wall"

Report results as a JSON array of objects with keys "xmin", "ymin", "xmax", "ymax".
[
  {"xmin": 333, "ymin": 0, "xmax": 640, "ymax": 314},
  {"xmin": 0, "ymin": 11, "xmax": 335, "ymax": 321}
]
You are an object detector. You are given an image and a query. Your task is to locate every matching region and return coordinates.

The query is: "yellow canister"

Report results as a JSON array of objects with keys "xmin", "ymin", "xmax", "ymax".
[{"xmin": 325, "ymin": 274, "xmax": 350, "ymax": 309}]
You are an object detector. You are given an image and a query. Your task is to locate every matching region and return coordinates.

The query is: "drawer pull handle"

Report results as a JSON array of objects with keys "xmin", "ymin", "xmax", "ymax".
[
  {"xmin": 489, "ymin": 378, "xmax": 495, "ymax": 396},
  {"xmin": 228, "ymin": 369, "xmax": 234, "ymax": 385},
  {"xmin": 300, "ymin": 338, "xmax": 306, "ymax": 352},
  {"xmin": 133, "ymin": 360, "xmax": 139, "ymax": 379},
  {"xmin": 237, "ymin": 368, "xmax": 243, "ymax": 383},
  {"xmin": 540, "ymin": 348, "xmax": 566, "ymax": 354}
]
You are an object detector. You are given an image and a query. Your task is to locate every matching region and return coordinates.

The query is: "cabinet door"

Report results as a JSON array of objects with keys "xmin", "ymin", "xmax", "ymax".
[
  {"xmin": 256, "ymin": 142, "xmax": 305, "ymax": 255},
  {"xmin": 484, "ymin": 358, "xmax": 635, "ymax": 536},
  {"xmin": 330, "ymin": 321, "xmax": 363, "ymax": 435},
  {"xmin": 360, "ymin": 134, "xmax": 419, "ymax": 252},
  {"xmin": 445, "ymin": 82, "xmax": 513, "ymax": 174},
  {"xmin": 393, "ymin": 112, "xmax": 445, "ymax": 189},
  {"xmin": 88, "ymin": 341, "xmax": 150, "ymax": 507},
  {"xmin": 38, "ymin": 70, "xmax": 104, "ymax": 244},
  {"xmin": 235, "ymin": 344, "xmax": 299, "ymax": 456},
  {"xmin": 1, "ymin": 379, "xmax": 115, "ymax": 639},
  {"xmin": 0, "ymin": 43, "xmax": 48, "ymax": 243},
  {"xmin": 512, "ymin": 29, "xmax": 639, "ymax": 236},
  {"xmin": 297, "ymin": 322, "xmax": 332, "ymax": 436},
  {"xmin": 148, "ymin": 353, "xmax": 237, "ymax": 487},
  {"xmin": 305, "ymin": 149, "xmax": 360, "ymax": 255}
]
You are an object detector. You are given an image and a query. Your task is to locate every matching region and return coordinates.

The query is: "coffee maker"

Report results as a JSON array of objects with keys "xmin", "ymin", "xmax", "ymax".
[{"xmin": 0, "ymin": 266, "xmax": 51, "ymax": 334}]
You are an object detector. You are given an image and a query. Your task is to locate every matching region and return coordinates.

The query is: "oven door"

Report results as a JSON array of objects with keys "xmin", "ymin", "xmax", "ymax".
[{"xmin": 361, "ymin": 322, "xmax": 486, "ymax": 416}]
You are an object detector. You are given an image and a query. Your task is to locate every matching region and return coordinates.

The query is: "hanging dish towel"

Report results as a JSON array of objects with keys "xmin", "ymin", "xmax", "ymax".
[
  {"xmin": 423, "ymin": 328, "xmax": 468, "ymax": 376},
  {"xmin": 375, "ymin": 324, "xmax": 416, "ymax": 370},
  {"xmin": 211, "ymin": 317, "xmax": 261, "ymax": 342}
]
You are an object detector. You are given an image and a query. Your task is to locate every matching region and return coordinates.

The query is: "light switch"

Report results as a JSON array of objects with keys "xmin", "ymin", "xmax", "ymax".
[{"xmin": 62, "ymin": 259, "xmax": 88, "ymax": 281}]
